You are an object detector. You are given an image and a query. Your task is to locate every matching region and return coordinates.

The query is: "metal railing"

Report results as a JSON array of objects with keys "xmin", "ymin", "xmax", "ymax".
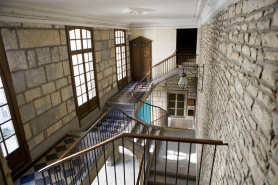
[
  {"xmin": 132, "ymin": 51, "xmax": 198, "ymax": 127},
  {"xmin": 39, "ymin": 133, "xmax": 227, "ymax": 185}
]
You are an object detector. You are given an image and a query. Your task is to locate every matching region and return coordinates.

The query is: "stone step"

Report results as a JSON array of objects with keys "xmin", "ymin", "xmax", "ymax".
[
  {"xmin": 147, "ymin": 173, "xmax": 196, "ymax": 185},
  {"xmin": 149, "ymin": 162, "xmax": 196, "ymax": 179}
]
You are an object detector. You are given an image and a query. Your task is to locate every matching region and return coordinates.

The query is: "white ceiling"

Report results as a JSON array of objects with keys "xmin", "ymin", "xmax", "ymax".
[{"xmin": 0, "ymin": 0, "xmax": 233, "ymax": 29}]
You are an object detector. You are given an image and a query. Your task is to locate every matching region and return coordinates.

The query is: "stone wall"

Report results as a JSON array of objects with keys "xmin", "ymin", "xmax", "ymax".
[
  {"xmin": 94, "ymin": 28, "xmax": 131, "ymax": 100},
  {"xmin": 0, "ymin": 22, "xmax": 130, "ymax": 160},
  {"xmin": 152, "ymin": 75, "xmax": 197, "ymax": 115},
  {"xmin": 196, "ymin": 0, "xmax": 278, "ymax": 184}
]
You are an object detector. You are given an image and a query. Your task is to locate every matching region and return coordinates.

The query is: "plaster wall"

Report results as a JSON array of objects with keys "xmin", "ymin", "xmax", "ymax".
[{"xmin": 129, "ymin": 29, "xmax": 176, "ymax": 66}]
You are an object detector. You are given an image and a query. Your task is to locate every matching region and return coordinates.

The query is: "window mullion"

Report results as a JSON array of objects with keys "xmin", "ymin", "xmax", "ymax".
[{"xmin": 80, "ymin": 29, "xmax": 90, "ymax": 107}]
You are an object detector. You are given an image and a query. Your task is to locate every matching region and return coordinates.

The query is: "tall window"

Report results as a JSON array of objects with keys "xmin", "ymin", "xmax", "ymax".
[
  {"xmin": 67, "ymin": 27, "xmax": 99, "ymax": 120},
  {"xmin": 0, "ymin": 33, "xmax": 30, "ymax": 175},
  {"xmin": 168, "ymin": 92, "xmax": 186, "ymax": 117},
  {"xmin": 114, "ymin": 30, "xmax": 127, "ymax": 89}
]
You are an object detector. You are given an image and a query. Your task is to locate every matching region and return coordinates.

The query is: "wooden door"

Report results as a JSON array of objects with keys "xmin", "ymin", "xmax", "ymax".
[
  {"xmin": 141, "ymin": 47, "xmax": 151, "ymax": 78},
  {"xmin": 0, "ymin": 34, "xmax": 30, "ymax": 175},
  {"xmin": 130, "ymin": 37, "xmax": 152, "ymax": 81}
]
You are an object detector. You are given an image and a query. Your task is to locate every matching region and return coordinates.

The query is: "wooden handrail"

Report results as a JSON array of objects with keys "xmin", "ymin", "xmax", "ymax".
[
  {"xmin": 58, "ymin": 106, "xmax": 149, "ymax": 160},
  {"xmin": 132, "ymin": 50, "xmax": 178, "ymax": 108},
  {"xmin": 39, "ymin": 133, "xmax": 227, "ymax": 172}
]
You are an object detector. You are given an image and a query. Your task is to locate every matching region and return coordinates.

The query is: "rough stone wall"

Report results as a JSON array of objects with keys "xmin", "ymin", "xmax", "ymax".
[
  {"xmin": 196, "ymin": 0, "xmax": 278, "ymax": 184},
  {"xmin": 0, "ymin": 22, "xmax": 130, "ymax": 160}
]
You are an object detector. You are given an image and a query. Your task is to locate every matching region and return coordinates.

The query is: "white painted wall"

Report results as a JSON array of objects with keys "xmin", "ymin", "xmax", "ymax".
[{"xmin": 129, "ymin": 29, "xmax": 176, "ymax": 66}]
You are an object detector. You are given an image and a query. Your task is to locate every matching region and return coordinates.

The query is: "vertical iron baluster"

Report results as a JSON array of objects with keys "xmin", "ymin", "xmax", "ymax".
[
  {"xmin": 122, "ymin": 138, "xmax": 126, "ymax": 185},
  {"xmin": 103, "ymin": 144, "xmax": 108, "ymax": 185},
  {"xmin": 42, "ymin": 171, "xmax": 46, "ymax": 185},
  {"xmin": 93, "ymin": 149, "xmax": 100, "ymax": 185},
  {"xmin": 76, "ymin": 154, "xmax": 83, "ymax": 184},
  {"xmin": 209, "ymin": 145, "xmax": 217, "ymax": 185},
  {"xmin": 154, "ymin": 140, "xmax": 157, "ymax": 185},
  {"xmin": 186, "ymin": 143, "xmax": 192, "ymax": 185},
  {"xmin": 85, "ymin": 152, "xmax": 91, "ymax": 184},
  {"xmin": 68, "ymin": 161, "xmax": 76, "ymax": 185},
  {"xmin": 143, "ymin": 138, "xmax": 146, "ymax": 185},
  {"xmin": 198, "ymin": 144, "xmax": 204, "ymax": 185},
  {"xmin": 55, "ymin": 166, "xmax": 64, "ymax": 185},
  {"xmin": 62, "ymin": 163, "xmax": 69, "ymax": 185},
  {"xmin": 53, "ymin": 166, "xmax": 60, "ymax": 185},
  {"xmin": 133, "ymin": 137, "xmax": 135, "ymax": 185},
  {"xmin": 48, "ymin": 169, "xmax": 53, "ymax": 185},
  {"xmin": 112, "ymin": 141, "xmax": 117, "ymax": 185},
  {"xmin": 164, "ymin": 141, "xmax": 168, "ymax": 185},
  {"xmin": 175, "ymin": 142, "xmax": 180, "ymax": 185}
]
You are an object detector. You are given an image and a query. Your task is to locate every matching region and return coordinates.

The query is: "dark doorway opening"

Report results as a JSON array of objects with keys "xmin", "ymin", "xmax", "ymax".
[{"xmin": 176, "ymin": 29, "xmax": 197, "ymax": 54}]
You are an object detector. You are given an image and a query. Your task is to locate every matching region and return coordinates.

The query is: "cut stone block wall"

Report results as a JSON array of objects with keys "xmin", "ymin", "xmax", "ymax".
[
  {"xmin": 152, "ymin": 76, "xmax": 197, "ymax": 115},
  {"xmin": 0, "ymin": 22, "xmax": 130, "ymax": 160},
  {"xmin": 196, "ymin": 0, "xmax": 278, "ymax": 184},
  {"xmin": 94, "ymin": 28, "xmax": 131, "ymax": 99}
]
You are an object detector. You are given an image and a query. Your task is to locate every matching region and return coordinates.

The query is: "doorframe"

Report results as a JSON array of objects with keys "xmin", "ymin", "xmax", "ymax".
[
  {"xmin": 0, "ymin": 33, "xmax": 31, "ymax": 175},
  {"xmin": 114, "ymin": 29, "xmax": 128, "ymax": 91}
]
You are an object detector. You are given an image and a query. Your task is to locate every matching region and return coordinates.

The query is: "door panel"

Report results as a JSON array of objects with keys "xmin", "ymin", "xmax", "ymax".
[
  {"xmin": 141, "ymin": 47, "xmax": 151, "ymax": 78},
  {"xmin": 131, "ymin": 47, "xmax": 142, "ymax": 81}
]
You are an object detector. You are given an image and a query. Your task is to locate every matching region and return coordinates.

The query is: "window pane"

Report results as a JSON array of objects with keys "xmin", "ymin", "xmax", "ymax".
[
  {"xmin": 75, "ymin": 76, "xmax": 80, "ymax": 86},
  {"xmin": 82, "ymin": 29, "xmax": 87, "ymax": 39},
  {"xmin": 0, "ymin": 105, "xmax": 11, "ymax": 124},
  {"xmin": 87, "ymin": 31, "xmax": 91, "ymax": 38},
  {"xmin": 0, "ymin": 78, "xmax": 3, "ymax": 88},
  {"xmin": 1, "ymin": 121, "xmax": 15, "ymax": 139},
  {"xmin": 88, "ymin": 39, "xmax": 92, "ymax": 48},
  {"xmin": 177, "ymin": 102, "xmax": 184, "ymax": 108},
  {"xmin": 84, "ymin": 53, "xmax": 88, "ymax": 63},
  {"xmin": 177, "ymin": 109, "xmax": 184, "ymax": 116},
  {"xmin": 73, "ymin": 66, "xmax": 79, "ymax": 76},
  {"xmin": 83, "ymin": 40, "xmax": 88, "ymax": 49},
  {"xmin": 85, "ymin": 63, "xmax": 89, "ymax": 72},
  {"xmin": 93, "ymin": 89, "xmax": 96, "ymax": 97},
  {"xmin": 69, "ymin": 30, "xmax": 75, "ymax": 39},
  {"xmin": 87, "ymin": 81, "xmax": 91, "ymax": 90},
  {"xmin": 75, "ymin": 29, "xmax": 81, "ymax": 39},
  {"xmin": 80, "ymin": 75, "xmax": 85, "ymax": 84},
  {"xmin": 0, "ymin": 89, "xmax": 7, "ymax": 106},
  {"xmin": 177, "ymin": 94, "xmax": 185, "ymax": 101},
  {"xmin": 79, "ymin": 64, "xmax": 84, "ymax": 74},
  {"xmin": 168, "ymin": 101, "xmax": 175, "ymax": 108},
  {"xmin": 6, "ymin": 135, "xmax": 18, "ymax": 154},
  {"xmin": 78, "ymin": 96, "xmax": 83, "ymax": 106},
  {"xmin": 1, "ymin": 143, "xmax": 6, "ymax": 157},
  {"xmin": 70, "ymin": 41, "xmax": 76, "ymax": 51},
  {"xmin": 76, "ymin": 86, "xmax": 81, "ymax": 96},
  {"xmin": 76, "ymin": 40, "xmax": 82, "ymax": 50},
  {"xmin": 169, "ymin": 94, "xmax": 175, "ymax": 101},
  {"xmin": 89, "ymin": 90, "xmax": 92, "ymax": 99},
  {"xmin": 77, "ymin": 54, "xmax": 83, "ymax": 64},
  {"xmin": 72, "ymin": 55, "xmax": 78, "ymax": 65},
  {"xmin": 89, "ymin": 52, "xmax": 93, "ymax": 61},
  {"xmin": 82, "ymin": 94, "xmax": 87, "ymax": 103},
  {"xmin": 81, "ymin": 84, "xmax": 86, "ymax": 94}
]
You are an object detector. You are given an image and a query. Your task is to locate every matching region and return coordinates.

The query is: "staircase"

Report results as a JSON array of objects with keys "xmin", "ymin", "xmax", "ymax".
[{"xmin": 37, "ymin": 50, "xmax": 227, "ymax": 185}]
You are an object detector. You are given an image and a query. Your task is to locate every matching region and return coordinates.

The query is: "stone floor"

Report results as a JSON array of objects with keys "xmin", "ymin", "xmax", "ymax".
[{"xmin": 14, "ymin": 134, "xmax": 80, "ymax": 185}]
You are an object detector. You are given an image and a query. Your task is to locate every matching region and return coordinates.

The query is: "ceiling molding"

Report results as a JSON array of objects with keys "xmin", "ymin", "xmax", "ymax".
[
  {"xmin": 0, "ymin": 2, "xmax": 130, "ymax": 29},
  {"xmin": 0, "ymin": 1, "xmax": 233, "ymax": 30},
  {"xmin": 198, "ymin": 0, "xmax": 234, "ymax": 27},
  {"xmin": 129, "ymin": 22, "xmax": 199, "ymax": 30}
]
